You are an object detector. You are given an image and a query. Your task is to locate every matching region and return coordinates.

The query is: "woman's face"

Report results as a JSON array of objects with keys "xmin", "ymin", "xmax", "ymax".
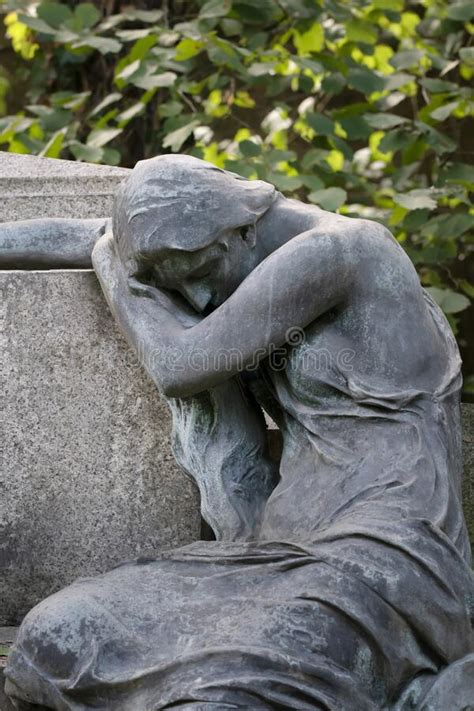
[{"xmin": 131, "ymin": 225, "xmax": 258, "ymax": 313}]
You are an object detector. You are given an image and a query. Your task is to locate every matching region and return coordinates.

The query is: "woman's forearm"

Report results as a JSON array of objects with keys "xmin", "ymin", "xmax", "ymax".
[
  {"xmin": 92, "ymin": 232, "xmax": 193, "ymax": 395},
  {"xmin": 0, "ymin": 218, "xmax": 109, "ymax": 268}
]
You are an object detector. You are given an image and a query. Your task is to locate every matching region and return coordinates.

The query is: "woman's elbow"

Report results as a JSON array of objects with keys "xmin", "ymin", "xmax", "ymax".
[
  {"xmin": 159, "ymin": 372, "xmax": 205, "ymax": 399},
  {"xmin": 159, "ymin": 365, "xmax": 227, "ymax": 398},
  {"xmin": 161, "ymin": 377, "xmax": 187, "ymax": 399}
]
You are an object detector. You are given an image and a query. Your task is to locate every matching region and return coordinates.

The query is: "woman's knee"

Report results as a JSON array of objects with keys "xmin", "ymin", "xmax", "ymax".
[{"xmin": 13, "ymin": 587, "xmax": 99, "ymax": 677}]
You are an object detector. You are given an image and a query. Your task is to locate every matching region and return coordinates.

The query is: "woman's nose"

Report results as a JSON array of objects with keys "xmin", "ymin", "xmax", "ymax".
[{"xmin": 180, "ymin": 282, "xmax": 214, "ymax": 312}]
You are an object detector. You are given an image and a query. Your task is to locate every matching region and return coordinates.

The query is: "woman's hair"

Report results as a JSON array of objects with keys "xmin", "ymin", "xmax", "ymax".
[{"xmin": 113, "ymin": 154, "xmax": 276, "ymax": 263}]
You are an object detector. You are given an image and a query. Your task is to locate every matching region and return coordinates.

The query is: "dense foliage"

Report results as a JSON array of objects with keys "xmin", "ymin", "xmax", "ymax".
[{"xmin": 0, "ymin": 0, "xmax": 473, "ymax": 393}]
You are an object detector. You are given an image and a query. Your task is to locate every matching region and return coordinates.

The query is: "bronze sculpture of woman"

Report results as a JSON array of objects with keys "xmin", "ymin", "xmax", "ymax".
[{"xmin": 3, "ymin": 155, "xmax": 473, "ymax": 710}]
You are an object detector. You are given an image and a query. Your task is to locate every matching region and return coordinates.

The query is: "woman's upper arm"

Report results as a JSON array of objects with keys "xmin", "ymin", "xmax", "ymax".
[{"xmin": 166, "ymin": 229, "xmax": 355, "ymax": 396}]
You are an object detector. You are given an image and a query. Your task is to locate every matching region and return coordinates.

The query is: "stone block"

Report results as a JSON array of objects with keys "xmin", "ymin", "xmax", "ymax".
[
  {"xmin": 1, "ymin": 270, "xmax": 201, "ymax": 625},
  {"xmin": 0, "ymin": 670, "xmax": 15, "ymax": 711},
  {"xmin": 461, "ymin": 403, "xmax": 474, "ymax": 550},
  {"xmin": 0, "ymin": 151, "xmax": 129, "ymax": 222},
  {"xmin": 0, "ymin": 628, "xmax": 17, "ymax": 711}
]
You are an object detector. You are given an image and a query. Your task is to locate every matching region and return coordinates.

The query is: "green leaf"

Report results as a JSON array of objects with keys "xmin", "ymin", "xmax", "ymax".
[
  {"xmin": 379, "ymin": 129, "xmax": 408, "ymax": 152},
  {"xmin": 430, "ymin": 101, "xmax": 459, "ymax": 121},
  {"xmin": 87, "ymin": 128, "xmax": 123, "ymax": 148},
  {"xmin": 302, "ymin": 148, "xmax": 330, "ymax": 171},
  {"xmin": 267, "ymin": 149, "xmax": 297, "ymax": 164},
  {"xmin": 102, "ymin": 147, "xmax": 121, "ymax": 165},
  {"xmin": 420, "ymin": 78, "xmax": 458, "ymax": 93},
  {"xmin": 385, "ymin": 72, "xmax": 414, "ymax": 91},
  {"xmin": 390, "ymin": 50, "xmax": 423, "ymax": 70},
  {"xmin": 373, "ymin": 0, "xmax": 403, "ymax": 9},
  {"xmin": 122, "ymin": 9, "xmax": 163, "ymax": 23},
  {"xmin": 221, "ymin": 18, "xmax": 243, "ymax": 36},
  {"xmin": 339, "ymin": 116, "xmax": 371, "ymax": 140},
  {"xmin": 17, "ymin": 13, "xmax": 56, "ymax": 34},
  {"xmin": 446, "ymin": 2, "xmax": 474, "ymax": 21},
  {"xmin": 403, "ymin": 209, "xmax": 430, "ymax": 230},
  {"xmin": 89, "ymin": 93, "xmax": 122, "ymax": 117},
  {"xmin": 308, "ymin": 187, "xmax": 347, "ymax": 211},
  {"xmin": 0, "ymin": 645, "xmax": 10, "ymax": 657},
  {"xmin": 459, "ymin": 47, "xmax": 474, "ymax": 67},
  {"xmin": 248, "ymin": 62, "xmax": 274, "ymax": 77},
  {"xmin": 117, "ymin": 28, "xmax": 157, "ymax": 41},
  {"xmin": 224, "ymin": 158, "xmax": 255, "ymax": 178},
  {"xmin": 199, "ymin": 0, "xmax": 232, "ymax": 19},
  {"xmin": 232, "ymin": 0, "xmax": 281, "ymax": 24},
  {"xmin": 239, "ymin": 139, "xmax": 261, "ymax": 157},
  {"xmin": 116, "ymin": 60, "xmax": 142, "ymax": 83},
  {"xmin": 345, "ymin": 20, "xmax": 378, "ymax": 45},
  {"xmin": 330, "ymin": 135, "xmax": 353, "ymax": 160},
  {"xmin": 270, "ymin": 173, "xmax": 304, "ymax": 191},
  {"xmin": 116, "ymin": 102, "xmax": 145, "ymax": 124},
  {"xmin": 75, "ymin": 36, "xmax": 122, "ymax": 54},
  {"xmin": 39, "ymin": 128, "xmax": 66, "ymax": 159},
  {"xmin": 29, "ymin": 106, "xmax": 71, "ymax": 132},
  {"xmin": 305, "ymin": 112, "xmax": 334, "ymax": 136},
  {"xmin": 347, "ymin": 68, "xmax": 385, "ymax": 94},
  {"xmin": 394, "ymin": 190, "xmax": 437, "ymax": 210},
  {"xmin": 365, "ymin": 114, "xmax": 408, "ymax": 129},
  {"xmin": 158, "ymin": 101, "xmax": 183, "ymax": 118},
  {"xmin": 126, "ymin": 35, "xmax": 158, "ymax": 62},
  {"xmin": 52, "ymin": 91, "xmax": 90, "ymax": 111},
  {"xmin": 277, "ymin": 0, "xmax": 319, "ymax": 17},
  {"xmin": 207, "ymin": 38, "xmax": 244, "ymax": 71},
  {"xmin": 175, "ymin": 39, "xmax": 205, "ymax": 61},
  {"xmin": 416, "ymin": 121, "xmax": 456, "ymax": 155},
  {"xmin": 326, "ymin": 149, "xmax": 344, "ymax": 171},
  {"xmin": 301, "ymin": 174, "xmax": 325, "ymax": 191},
  {"xmin": 293, "ymin": 24, "xmax": 324, "ymax": 55},
  {"xmin": 133, "ymin": 71, "xmax": 177, "ymax": 90},
  {"xmin": 321, "ymin": 72, "xmax": 346, "ymax": 94},
  {"xmin": 439, "ymin": 163, "xmax": 474, "ymax": 185},
  {"xmin": 74, "ymin": 3, "xmax": 101, "ymax": 29},
  {"xmin": 459, "ymin": 280, "xmax": 474, "ymax": 299},
  {"xmin": 426, "ymin": 288, "xmax": 470, "ymax": 314},
  {"xmin": 421, "ymin": 213, "xmax": 474, "ymax": 240},
  {"xmin": 70, "ymin": 142, "xmax": 103, "ymax": 162},
  {"xmin": 37, "ymin": 2, "xmax": 73, "ymax": 29},
  {"xmin": 163, "ymin": 120, "xmax": 200, "ymax": 152}
]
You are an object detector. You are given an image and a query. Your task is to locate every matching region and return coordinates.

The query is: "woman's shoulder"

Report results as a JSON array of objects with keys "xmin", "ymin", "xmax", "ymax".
[{"xmin": 299, "ymin": 212, "xmax": 419, "ymax": 289}]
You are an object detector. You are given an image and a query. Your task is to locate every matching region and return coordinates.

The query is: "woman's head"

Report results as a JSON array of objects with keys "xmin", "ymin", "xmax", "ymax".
[{"xmin": 113, "ymin": 154, "xmax": 275, "ymax": 310}]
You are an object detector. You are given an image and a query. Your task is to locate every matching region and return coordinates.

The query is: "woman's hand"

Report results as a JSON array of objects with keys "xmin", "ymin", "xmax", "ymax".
[
  {"xmin": 128, "ymin": 276, "xmax": 201, "ymax": 328},
  {"xmin": 93, "ymin": 231, "xmax": 200, "ymax": 329},
  {"xmin": 91, "ymin": 231, "xmax": 124, "ymax": 295}
]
